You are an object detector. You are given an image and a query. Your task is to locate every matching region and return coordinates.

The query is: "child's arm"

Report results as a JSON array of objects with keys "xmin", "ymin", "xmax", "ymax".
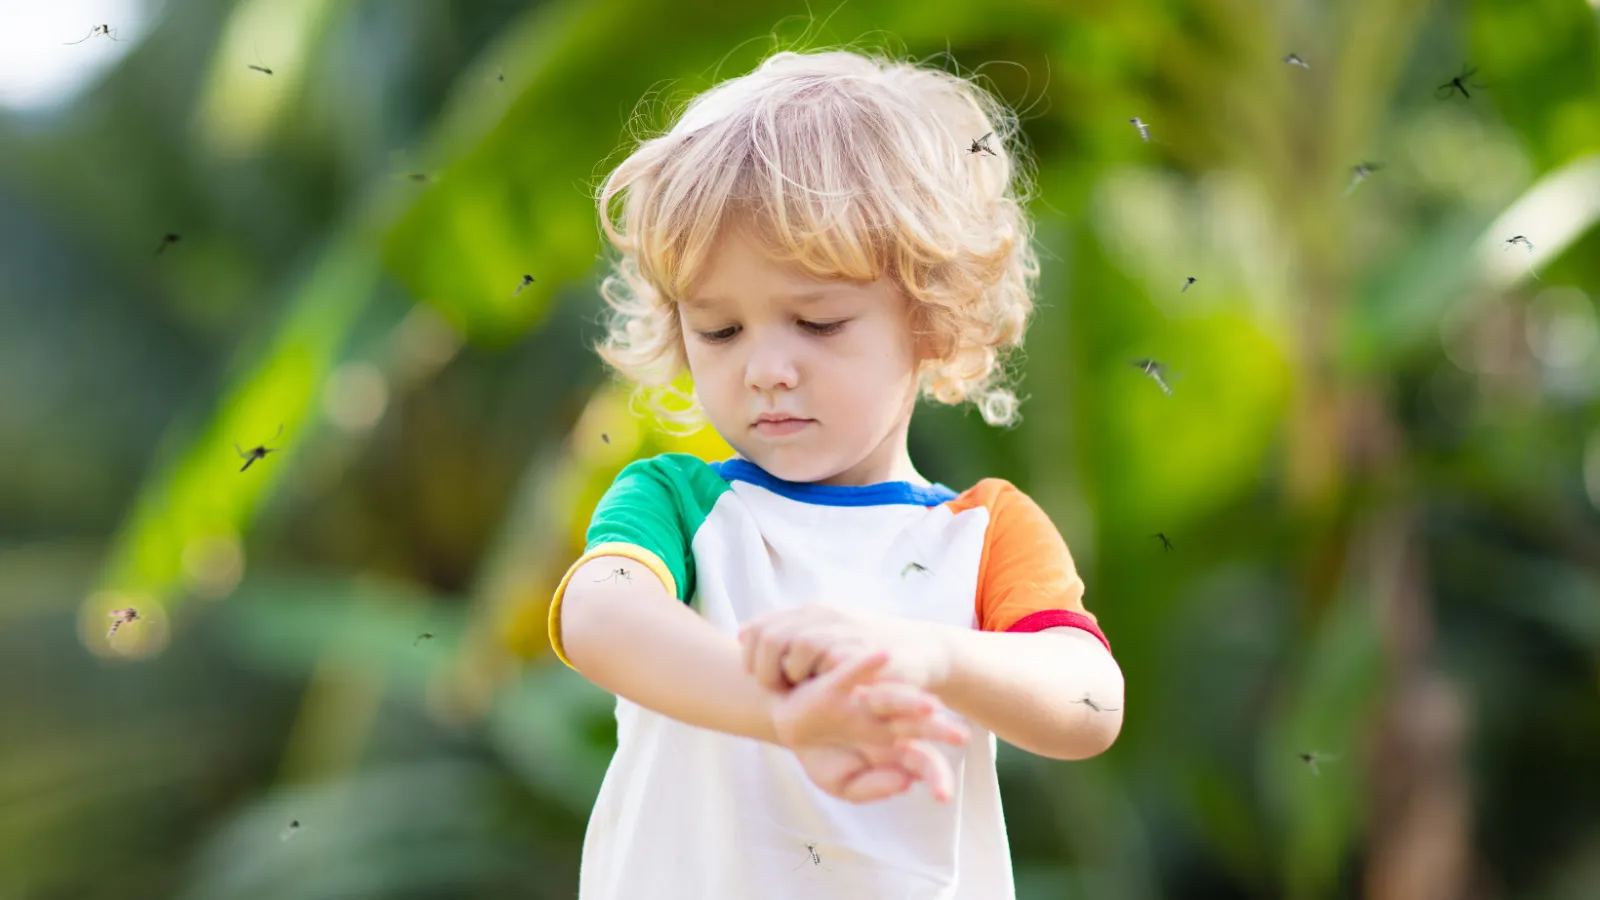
[
  {"xmin": 559, "ymin": 555, "xmax": 969, "ymax": 756},
  {"xmin": 929, "ymin": 625, "xmax": 1123, "ymax": 761},
  {"xmin": 560, "ymin": 555, "xmax": 785, "ymax": 743}
]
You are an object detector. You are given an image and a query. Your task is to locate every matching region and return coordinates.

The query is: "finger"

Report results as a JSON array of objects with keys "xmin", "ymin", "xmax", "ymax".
[
  {"xmin": 888, "ymin": 713, "xmax": 970, "ymax": 746},
  {"xmin": 806, "ymin": 764, "xmax": 852, "ymax": 798},
  {"xmin": 838, "ymin": 766, "xmax": 914, "ymax": 804},
  {"xmin": 781, "ymin": 638, "xmax": 826, "ymax": 686},
  {"xmin": 737, "ymin": 611, "xmax": 795, "ymax": 675},
  {"xmin": 896, "ymin": 740, "xmax": 956, "ymax": 804},
  {"xmin": 752, "ymin": 632, "xmax": 793, "ymax": 691},
  {"xmin": 856, "ymin": 685, "xmax": 970, "ymax": 744},
  {"xmin": 823, "ymin": 652, "xmax": 891, "ymax": 695},
  {"xmin": 855, "ymin": 683, "xmax": 935, "ymax": 719}
]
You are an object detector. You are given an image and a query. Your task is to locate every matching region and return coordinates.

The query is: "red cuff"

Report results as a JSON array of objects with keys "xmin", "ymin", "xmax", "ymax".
[{"xmin": 1005, "ymin": 609, "xmax": 1111, "ymax": 653}]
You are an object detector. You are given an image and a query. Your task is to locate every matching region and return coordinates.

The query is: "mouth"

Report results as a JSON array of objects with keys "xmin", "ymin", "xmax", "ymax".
[{"xmin": 752, "ymin": 415, "xmax": 814, "ymax": 437}]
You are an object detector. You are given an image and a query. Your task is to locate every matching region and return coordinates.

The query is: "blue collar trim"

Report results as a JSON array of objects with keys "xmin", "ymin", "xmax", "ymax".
[{"xmin": 711, "ymin": 458, "xmax": 957, "ymax": 507}]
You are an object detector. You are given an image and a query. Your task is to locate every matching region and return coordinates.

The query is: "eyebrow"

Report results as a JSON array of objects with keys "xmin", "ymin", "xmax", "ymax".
[{"xmin": 682, "ymin": 289, "xmax": 844, "ymax": 310}]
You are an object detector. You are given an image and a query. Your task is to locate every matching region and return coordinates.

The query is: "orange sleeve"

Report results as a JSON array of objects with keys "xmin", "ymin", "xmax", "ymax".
[{"xmin": 947, "ymin": 479, "xmax": 1110, "ymax": 652}]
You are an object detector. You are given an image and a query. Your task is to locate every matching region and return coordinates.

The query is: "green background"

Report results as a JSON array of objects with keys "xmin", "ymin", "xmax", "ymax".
[{"xmin": 2, "ymin": 0, "xmax": 1599, "ymax": 897}]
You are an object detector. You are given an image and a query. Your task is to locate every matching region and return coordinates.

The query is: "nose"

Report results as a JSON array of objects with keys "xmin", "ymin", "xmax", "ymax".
[{"xmin": 743, "ymin": 328, "xmax": 800, "ymax": 393}]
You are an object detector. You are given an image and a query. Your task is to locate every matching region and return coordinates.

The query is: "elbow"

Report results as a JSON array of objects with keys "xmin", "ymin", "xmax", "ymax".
[
  {"xmin": 1050, "ymin": 708, "xmax": 1123, "ymax": 760},
  {"xmin": 1048, "ymin": 655, "xmax": 1125, "ymax": 761}
]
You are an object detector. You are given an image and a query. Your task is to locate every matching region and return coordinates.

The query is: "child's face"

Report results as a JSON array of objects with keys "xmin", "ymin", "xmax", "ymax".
[{"xmin": 679, "ymin": 223, "xmax": 923, "ymax": 486}]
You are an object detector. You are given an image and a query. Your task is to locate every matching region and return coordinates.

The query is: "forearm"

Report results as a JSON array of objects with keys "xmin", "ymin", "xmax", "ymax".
[
  {"xmin": 929, "ymin": 626, "xmax": 1123, "ymax": 760},
  {"xmin": 559, "ymin": 557, "xmax": 780, "ymax": 745}
]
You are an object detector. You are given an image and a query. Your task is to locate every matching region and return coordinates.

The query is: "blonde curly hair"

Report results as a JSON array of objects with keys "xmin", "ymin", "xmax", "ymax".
[{"xmin": 594, "ymin": 47, "xmax": 1039, "ymax": 430}]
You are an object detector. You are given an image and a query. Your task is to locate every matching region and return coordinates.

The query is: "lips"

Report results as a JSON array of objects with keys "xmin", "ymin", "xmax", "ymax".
[{"xmin": 752, "ymin": 415, "xmax": 814, "ymax": 437}]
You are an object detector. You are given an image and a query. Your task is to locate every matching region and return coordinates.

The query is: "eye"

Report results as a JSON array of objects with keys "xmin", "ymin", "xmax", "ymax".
[
  {"xmin": 697, "ymin": 325, "xmax": 740, "ymax": 344},
  {"xmin": 800, "ymin": 319, "xmax": 847, "ymax": 336}
]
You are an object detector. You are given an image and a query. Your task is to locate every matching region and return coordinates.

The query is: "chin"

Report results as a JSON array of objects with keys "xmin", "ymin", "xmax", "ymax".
[
  {"xmin": 737, "ymin": 444, "xmax": 842, "ymax": 484},
  {"xmin": 753, "ymin": 453, "xmax": 830, "ymax": 483}
]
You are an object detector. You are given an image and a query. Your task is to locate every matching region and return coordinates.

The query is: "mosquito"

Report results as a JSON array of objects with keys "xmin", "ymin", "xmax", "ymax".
[
  {"xmin": 601, "ymin": 433, "xmax": 610, "ymax": 444},
  {"xmin": 1181, "ymin": 276, "xmax": 1197, "ymax": 292},
  {"xmin": 967, "ymin": 132, "xmax": 997, "ymax": 156},
  {"xmin": 1072, "ymin": 693, "xmax": 1121, "ymax": 712},
  {"xmin": 791, "ymin": 842, "xmax": 831, "ymax": 872},
  {"xmin": 1504, "ymin": 236, "xmax": 1545, "ymax": 282},
  {"xmin": 1129, "ymin": 117, "xmax": 1152, "ymax": 143},
  {"xmin": 107, "ymin": 607, "xmax": 140, "ymax": 639},
  {"xmin": 1298, "ymin": 751, "xmax": 1340, "ymax": 775},
  {"xmin": 514, "ymin": 274, "xmax": 536, "ymax": 295},
  {"xmin": 235, "ymin": 424, "xmax": 284, "ymax": 472},
  {"xmin": 1344, "ymin": 162, "xmax": 1383, "ymax": 197},
  {"xmin": 279, "ymin": 819, "xmax": 301, "ymax": 841},
  {"xmin": 247, "ymin": 42, "xmax": 274, "ymax": 76},
  {"xmin": 154, "ymin": 233, "xmax": 181, "ymax": 257},
  {"xmin": 1283, "ymin": 53, "xmax": 1310, "ymax": 69},
  {"xmin": 1153, "ymin": 533, "xmax": 1173, "ymax": 552},
  {"xmin": 901, "ymin": 561, "xmax": 931, "ymax": 578},
  {"xmin": 1435, "ymin": 65, "xmax": 1486, "ymax": 101},
  {"xmin": 413, "ymin": 633, "xmax": 434, "ymax": 647},
  {"xmin": 65, "ymin": 24, "xmax": 121, "ymax": 45},
  {"xmin": 594, "ymin": 567, "xmax": 631, "ymax": 584},
  {"xmin": 1132, "ymin": 358, "xmax": 1174, "ymax": 396}
]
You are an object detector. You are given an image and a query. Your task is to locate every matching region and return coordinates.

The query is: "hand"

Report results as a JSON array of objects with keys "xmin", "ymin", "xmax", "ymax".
[
  {"xmin": 770, "ymin": 652, "xmax": 970, "ymax": 753},
  {"xmin": 741, "ymin": 605, "xmax": 952, "ymax": 692},
  {"xmin": 793, "ymin": 738, "xmax": 959, "ymax": 804}
]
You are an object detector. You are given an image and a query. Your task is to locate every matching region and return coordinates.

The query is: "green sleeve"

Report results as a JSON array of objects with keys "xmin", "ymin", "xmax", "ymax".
[{"xmin": 584, "ymin": 453, "xmax": 729, "ymax": 603}]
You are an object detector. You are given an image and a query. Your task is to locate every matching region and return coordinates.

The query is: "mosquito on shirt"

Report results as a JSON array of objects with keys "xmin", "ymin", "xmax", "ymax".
[{"xmin": 791, "ymin": 842, "xmax": 832, "ymax": 872}]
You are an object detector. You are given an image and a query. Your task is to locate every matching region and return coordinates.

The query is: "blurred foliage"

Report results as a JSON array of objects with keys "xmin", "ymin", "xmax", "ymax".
[{"xmin": 2, "ymin": 0, "xmax": 1599, "ymax": 898}]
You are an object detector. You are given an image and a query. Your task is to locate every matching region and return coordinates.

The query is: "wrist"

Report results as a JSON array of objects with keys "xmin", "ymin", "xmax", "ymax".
[
  {"xmin": 921, "ymin": 620, "xmax": 959, "ymax": 696},
  {"xmin": 759, "ymin": 682, "xmax": 791, "ymax": 748}
]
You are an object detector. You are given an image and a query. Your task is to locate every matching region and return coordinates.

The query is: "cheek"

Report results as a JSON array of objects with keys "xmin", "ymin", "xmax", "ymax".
[
  {"xmin": 828, "ymin": 341, "xmax": 917, "ymax": 408},
  {"xmin": 683, "ymin": 346, "xmax": 739, "ymax": 409}
]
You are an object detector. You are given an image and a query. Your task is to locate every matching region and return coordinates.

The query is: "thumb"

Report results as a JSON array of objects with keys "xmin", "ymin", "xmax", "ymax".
[{"xmin": 838, "ymin": 766, "xmax": 914, "ymax": 804}]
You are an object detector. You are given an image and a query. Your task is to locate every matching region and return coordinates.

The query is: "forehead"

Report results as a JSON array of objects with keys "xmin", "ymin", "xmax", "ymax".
[{"xmin": 684, "ymin": 226, "xmax": 873, "ymax": 308}]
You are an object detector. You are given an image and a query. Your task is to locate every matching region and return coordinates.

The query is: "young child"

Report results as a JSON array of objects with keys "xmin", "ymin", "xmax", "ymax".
[{"xmin": 550, "ymin": 47, "xmax": 1123, "ymax": 900}]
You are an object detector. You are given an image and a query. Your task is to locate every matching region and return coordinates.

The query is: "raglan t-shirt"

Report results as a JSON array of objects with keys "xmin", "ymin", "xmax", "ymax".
[{"xmin": 547, "ymin": 453, "xmax": 1111, "ymax": 900}]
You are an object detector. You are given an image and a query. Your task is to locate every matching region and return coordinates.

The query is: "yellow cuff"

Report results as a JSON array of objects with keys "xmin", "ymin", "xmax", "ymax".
[{"xmin": 547, "ymin": 542, "xmax": 680, "ymax": 669}]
